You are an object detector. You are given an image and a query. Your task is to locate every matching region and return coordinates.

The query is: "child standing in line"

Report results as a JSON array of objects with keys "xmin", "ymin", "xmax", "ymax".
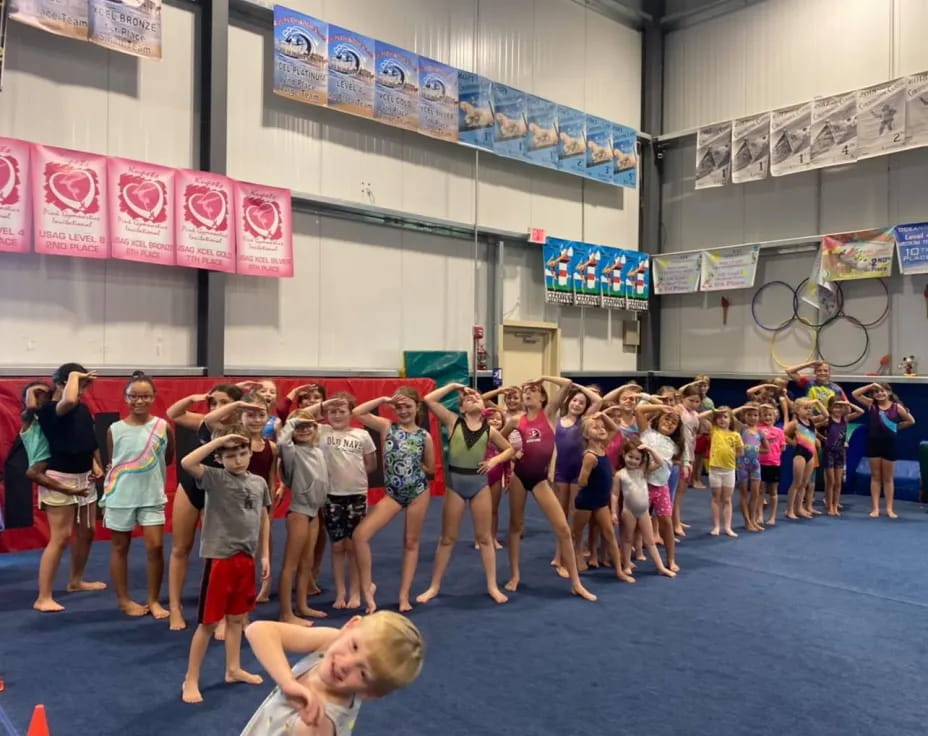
[
  {"xmin": 674, "ymin": 384, "xmax": 703, "ymax": 536},
  {"xmin": 851, "ymin": 383, "xmax": 916, "ymax": 518},
  {"xmin": 256, "ymin": 380, "xmax": 282, "ymax": 440},
  {"xmin": 699, "ymin": 407, "xmax": 743, "ymax": 538},
  {"xmin": 102, "ymin": 371, "xmax": 174, "ymax": 619},
  {"xmin": 180, "ymin": 429, "xmax": 271, "ymax": 704},
  {"xmin": 733, "ymin": 403, "xmax": 769, "ymax": 533},
  {"xmin": 483, "ymin": 406, "xmax": 513, "ymax": 549},
  {"xmin": 19, "ymin": 382, "xmax": 80, "ymax": 497},
  {"xmin": 691, "ymin": 376, "xmax": 714, "ymax": 488},
  {"xmin": 351, "ymin": 389, "xmax": 435, "ymax": 614},
  {"xmin": 821, "ymin": 397, "xmax": 863, "ymax": 516},
  {"xmin": 783, "ymin": 398, "xmax": 827, "ymax": 520},
  {"xmin": 758, "ymin": 404, "xmax": 786, "ymax": 526},
  {"xmin": 277, "ymin": 411, "xmax": 329, "ymax": 625}
]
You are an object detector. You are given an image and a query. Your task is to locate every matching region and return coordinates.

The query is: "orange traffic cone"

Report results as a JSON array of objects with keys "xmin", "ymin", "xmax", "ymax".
[{"xmin": 26, "ymin": 705, "xmax": 50, "ymax": 736}]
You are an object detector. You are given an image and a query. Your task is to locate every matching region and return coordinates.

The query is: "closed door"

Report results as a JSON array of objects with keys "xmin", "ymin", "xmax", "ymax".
[{"xmin": 500, "ymin": 322, "xmax": 560, "ymax": 388}]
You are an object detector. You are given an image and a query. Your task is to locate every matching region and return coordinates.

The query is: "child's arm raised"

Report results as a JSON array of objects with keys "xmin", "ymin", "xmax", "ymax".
[
  {"xmin": 835, "ymin": 400, "xmax": 864, "ymax": 422},
  {"xmin": 203, "ymin": 400, "xmax": 254, "ymax": 431},
  {"xmin": 851, "ymin": 383, "xmax": 879, "ymax": 408},
  {"xmin": 574, "ymin": 383, "xmax": 603, "ymax": 415},
  {"xmin": 785, "ymin": 360, "xmax": 817, "ymax": 383},
  {"xmin": 352, "ymin": 396, "xmax": 393, "ymax": 435},
  {"xmin": 424, "ymin": 383, "xmax": 469, "ymax": 431},
  {"xmin": 537, "ymin": 376, "xmax": 572, "ymax": 423},
  {"xmin": 167, "ymin": 393, "xmax": 210, "ymax": 431},
  {"xmin": 180, "ymin": 434, "xmax": 248, "ymax": 479},
  {"xmin": 635, "ymin": 402, "xmax": 672, "ymax": 431},
  {"xmin": 56, "ymin": 369, "xmax": 96, "ymax": 416}
]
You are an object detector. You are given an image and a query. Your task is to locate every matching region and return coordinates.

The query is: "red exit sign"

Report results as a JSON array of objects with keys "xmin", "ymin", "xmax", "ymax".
[{"xmin": 529, "ymin": 227, "xmax": 546, "ymax": 244}]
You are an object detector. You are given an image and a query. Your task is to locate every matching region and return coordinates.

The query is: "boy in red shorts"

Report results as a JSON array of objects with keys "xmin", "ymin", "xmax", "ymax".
[{"xmin": 180, "ymin": 428, "xmax": 271, "ymax": 704}]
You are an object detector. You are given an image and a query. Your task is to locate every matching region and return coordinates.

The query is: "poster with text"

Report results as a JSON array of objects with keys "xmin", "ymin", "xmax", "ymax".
[
  {"xmin": 272, "ymin": 6, "xmax": 328, "ymax": 106},
  {"xmin": 770, "ymin": 102, "xmax": 812, "ymax": 176},
  {"xmin": 457, "ymin": 71, "xmax": 492, "ymax": 150},
  {"xmin": 894, "ymin": 222, "xmax": 928, "ymax": 275},
  {"xmin": 89, "ymin": 0, "xmax": 162, "ymax": 59},
  {"xmin": 820, "ymin": 229, "xmax": 895, "ymax": 281},
  {"xmin": 175, "ymin": 169, "xmax": 234, "ymax": 273},
  {"xmin": 523, "ymin": 95, "xmax": 558, "ymax": 170},
  {"xmin": 235, "ymin": 181, "xmax": 293, "ymax": 278},
  {"xmin": 612, "ymin": 123, "xmax": 637, "ymax": 189},
  {"xmin": 108, "ymin": 157, "xmax": 174, "ymax": 266},
  {"xmin": 856, "ymin": 79, "xmax": 906, "ymax": 159},
  {"xmin": 694, "ymin": 121, "xmax": 732, "ymax": 189},
  {"xmin": 585, "ymin": 115, "xmax": 613, "ymax": 183},
  {"xmin": 374, "ymin": 41, "xmax": 418, "ymax": 131},
  {"xmin": 599, "ymin": 247, "xmax": 628, "ymax": 309},
  {"xmin": 9, "ymin": 0, "xmax": 88, "ymax": 39},
  {"xmin": 699, "ymin": 245, "xmax": 759, "ymax": 291},
  {"xmin": 491, "ymin": 83, "xmax": 526, "ymax": 160},
  {"xmin": 418, "ymin": 56, "xmax": 457, "ymax": 142},
  {"xmin": 327, "ymin": 25, "xmax": 374, "ymax": 118},
  {"xmin": 653, "ymin": 252, "xmax": 701, "ymax": 294},
  {"xmin": 810, "ymin": 92, "xmax": 857, "ymax": 167},
  {"xmin": 904, "ymin": 71, "xmax": 928, "ymax": 150},
  {"xmin": 556, "ymin": 105, "xmax": 586, "ymax": 177},
  {"xmin": 0, "ymin": 137, "xmax": 30, "ymax": 253},
  {"xmin": 32, "ymin": 144, "xmax": 107, "ymax": 258},
  {"xmin": 731, "ymin": 113, "xmax": 770, "ymax": 183},
  {"xmin": 543, "ymin": 237, "xmax": 581, "ymax": 305},
  {"xmin": 621, "ymin": 250, "xmax": 650, "ymax": 311}
]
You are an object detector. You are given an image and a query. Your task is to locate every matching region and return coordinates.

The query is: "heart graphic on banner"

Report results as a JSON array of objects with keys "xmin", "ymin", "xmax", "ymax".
[
  {"xmin": 48, "ymin": 168, "xmax": 96, "ymax": 212},
  {"xmin": 0, "ymin": 155, "xmax": 16, "ymax": 204},
  {"xmin": 123, "ymin": 180, "xmax": 165, "ymax": 221},
  {"xmin": 188, "ymin": 190, "xmax": 226, "ymax": 229},
  {"xmin": 244, "ymin": 201, "xmax": 280, "ymax": 239}
]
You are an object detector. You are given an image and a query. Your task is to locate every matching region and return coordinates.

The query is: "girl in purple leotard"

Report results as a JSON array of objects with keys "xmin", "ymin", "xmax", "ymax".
[{"xmin": 821, "ymin": 396, "xmax": 862, "ymax": 516}]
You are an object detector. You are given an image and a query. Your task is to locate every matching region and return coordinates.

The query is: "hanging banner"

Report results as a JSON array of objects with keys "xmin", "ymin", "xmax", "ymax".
[
  {"xmin": 327, "ymin": 25, "xmax": 374, "ymax": 118},
  {"xmin": 904, "ymin": 71, "xmax": 928, "ymax": 150},
  {"xmin": 0, "ymin": 136, "xmax": 30, "ymax": 254},
  {"xmin": 556, "ymin": 105, "xmax": 586, "ymax": 177},
  {"xmin": 731, "ymin": 113, "xmax": 770, "ymax": 183},
  {"xmin": 699, "ymin": 245, "xmax": 759, "ymax": 291},
  {"xmin": 457, "ymin": 72, "xmax": 493, "ymax": 150},
  {"xmin": 894, "ymin": 222, "xmax": 928, "ymax": 275},
  {"xmin": 621, "ymin": 250, "xmax": 650, "ymax": 311},
  {"xmin": 234, "ymin": 181, "xmax": 293, "ymax": 278},
  {"xmin": 32, "ymin": 144, "xmax": 107, "ymax": 259},
  {"xmin": 88, "ymin": 0, "xmax": 162, "ymax": 59},
  {"xmin": 653, "ymin": 252, "xmax": 701, "ymax": 294},
  {"xmin": 543, "ymin": 237, "xmax": 578, "ymax": 305},
  {"xmin": 491, "ymin": 83, "xmax": 526, "ymax": 161},
  {"xmin": 175, "ymin": 169, "xmax": 234, "ymax": 273},
  {"xmin": 810, "ymin": 92, "xmax": 857, "ymax": 168},
  {"xmin": 523, "ymin": 95, "xmax": 558, "ymax": 170},
  {"xmin": 770, "ymin": 102, "xmax": 812, "ymax": 176},
  {"xmin": 599, "ymin": 248, "xmax": 627, "ymax": 309},
  {"xmin": 612, "ymin": 123, "xmax": 637, "ymax": 189},
  {"xmin": 418, "ymin": 56, "xmax": 457, "ymax": 143},
  {"xmin": 9, "ymin": 0, "xmax": 88, "ymax": 40},
  {"xmin": 272, "ymin": 6, "xmax": 328, "ymax": 106},
  {"xmin": 585, "ymin": 115, "xmax": 613, "ymax": 184},
  {"xmin": 694, "ymin": 121, "xmax": 732, "ymax": 189},
  {"xmin": 374, "ymin": 41, "xmax": 418, "ymax": 131},
  {"xmin": 856, "ymin": 79, "xmax": 906, "ymax": 159},
  {"xmin": 570, "ymin": 241, "xmax": 603, "ymax": 307},
  {"xmin": 820, "ymin": 228, "xmax": 895, "ymax": 281},
  {"xmin": 108, "ymin": 157, "xmax": 174, "ymax": 266}
]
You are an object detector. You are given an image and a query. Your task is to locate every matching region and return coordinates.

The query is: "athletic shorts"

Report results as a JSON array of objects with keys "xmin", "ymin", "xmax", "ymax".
[
  {"xmin": 647, "ymin": 484, "xmax": 673, "ymax": 517},
  {"xmin": 760, "ymin": 465, "xmax": 780, "ymax": 484},
  {"xmin": 822, "ymin": 446, "xmax": 846, "ymax": 469},
  {"xmin": 736, "ymin": 458, "xmax": 761, "ymax": 484},
  {"xmin": 103, "ymin": 504, "xmax": 166, "ymax": 532},
  {"xmin": 323, "ymin": 494, "xmax": 367, "ymax": 542},
  {"xmin": 708, "ymin": 467, "xmax": 735, "ymax": 489},
  {"xmin": 38, "ymin": 470, "xmax": 97, "ymax": 509},
  {"xmin": 866, "ymin": 437, "xmax": 897, "ymax": 462},
  {"xmin": 695, "ymin": 434, "xmax": 710, "ymax": 456},
  {"xmin": 198, "ymin": 553, "xmax": 256, "ymax": 625}
]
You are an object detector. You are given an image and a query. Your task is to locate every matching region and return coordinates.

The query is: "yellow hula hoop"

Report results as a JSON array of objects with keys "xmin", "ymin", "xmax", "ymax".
[{"xmin": 770, "ymin": 321, "xmax": 817, "ymax": 370}]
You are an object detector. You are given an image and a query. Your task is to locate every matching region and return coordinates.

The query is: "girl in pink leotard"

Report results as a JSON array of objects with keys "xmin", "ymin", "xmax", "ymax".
[
  {"xmin": 483, "ymin": 406, "xmax": 510, "ymax": 549},
  {"xmin": 501, "ymin": 378, "xmax": 596, "ymax": 602}
]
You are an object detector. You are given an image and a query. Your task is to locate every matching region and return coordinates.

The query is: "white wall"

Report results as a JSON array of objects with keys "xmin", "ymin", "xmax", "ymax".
[{"xmin": 0, "ymin": 7, "xmax": 199, "ymax": 367}]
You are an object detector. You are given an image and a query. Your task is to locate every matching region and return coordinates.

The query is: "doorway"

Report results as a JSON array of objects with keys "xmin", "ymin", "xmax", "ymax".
[{"xmin": 499, "ymin": 321, "xmax": 561, "ymax": 387}]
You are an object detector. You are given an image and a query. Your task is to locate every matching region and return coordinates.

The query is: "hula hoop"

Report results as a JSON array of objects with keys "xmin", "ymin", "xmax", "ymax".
[
  {"xmin": 848, "ymin": 277, "xmax": 890, "ymax": 327},
  {"xmin": 770, "ymin": 321, "xmax": 817, "ymax": 370},
  {"xmin": 752, "ymin": 280, "xmax": 797, "ymax": 332},
  {"xmin": 793, "ymin": 278, "xmax": 844, "ymax": 328},
  {"xmin": 815, "ymin": 314, "xmax": 870, "ymax": 368}
]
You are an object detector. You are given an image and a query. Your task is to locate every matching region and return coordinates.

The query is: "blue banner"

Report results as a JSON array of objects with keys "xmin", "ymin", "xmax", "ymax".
[
  {"xmin": 585, "ymin": 115, "xmax": 613, "ymax": 183},
  {"xmin": 524, "ymin": 95, "xmax": 558, "ymax": 169},
  {"xmin": 272, "ymin": 6, "xmax": 328, "ymax": 106},
  {"xmin": 374, "ymin": 41, "xmax": 419, "ymax": 131},
  {"xmin": 418, "ymin": 56, "xmax": 458, "ymax": 142},
  {"xmin": 599, "ymin": 248, "xmax": 628, "ymax": 309},
  {"xmin": 621, "ymin": 250, "xmax": 650, "ymax": 311},
  {"xmin": 612, "ymin": 123, "xmax": 637, "ymax": 188},
  {"xmin": 543, "ymin": 237, "xmax": 578, "ymax": 305},
  {"xmin": 895, "ymin": 222, "xmax": 928, "ymax": 275},
  {"xmin": 556, "ymin": 106, "xmax": 586, "ymax": 176},
  {"xmin": 491, "ymin": 83, "xmax": 526, "ymax": 160},
  {"xmin": 327, "ymin": 25, "xmax": 374, "ymax": 118},
  {"xmin": 457, "ymin": 71, "xmax": 493, "ymax": 150}
]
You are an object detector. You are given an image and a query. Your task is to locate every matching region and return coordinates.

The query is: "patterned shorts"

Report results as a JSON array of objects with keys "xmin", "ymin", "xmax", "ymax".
[{"xmin": 323, "ymin": 494, "xmax": 367, "ymax": 542}]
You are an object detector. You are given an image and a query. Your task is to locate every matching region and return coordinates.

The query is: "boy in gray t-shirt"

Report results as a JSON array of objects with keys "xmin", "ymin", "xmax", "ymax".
[{"xmin": 180, "ymin": 430, "xmax": 271, "ymax": 705}]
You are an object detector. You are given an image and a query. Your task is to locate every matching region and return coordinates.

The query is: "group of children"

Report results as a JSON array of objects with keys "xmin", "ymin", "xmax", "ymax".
[{"xmin": 12, "ymin": 359, "xmax": 917, "ymax": 732}]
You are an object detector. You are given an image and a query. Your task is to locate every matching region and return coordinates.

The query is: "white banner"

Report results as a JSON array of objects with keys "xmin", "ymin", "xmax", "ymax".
[
  {"xmin": 694, "ymin": 121, "xmax": 732, "ymax": 189},
  {"xmin": 857, "ymin": 78, "xmax": 906, "ymax": 159},
  {"xmin": 770, "ymin": 102, "xmax": 812, "ymax": 176},
  {"xmin": 904, "ymin": 71, "xmax": 928, "ymax": 150},
  {"xmin": 699, "ymin": 245, "xmax": 759, "ymax": 291},
  {"xmin": 731, "ymin": 112, "xmax": 770, "ymax": 183},
  {"xmin": 653, "ymin": 252, "xmax": 701, "ymax": 294},
  {"xmin": 810, "ymin": 92, "xmax": 857, "ymax": 168}
]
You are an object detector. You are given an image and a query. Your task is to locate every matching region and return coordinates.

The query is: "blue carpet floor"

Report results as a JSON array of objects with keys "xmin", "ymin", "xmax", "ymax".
[{"xmin": 2, "ymin": 490, "xmax": 928, "ymax": 736}]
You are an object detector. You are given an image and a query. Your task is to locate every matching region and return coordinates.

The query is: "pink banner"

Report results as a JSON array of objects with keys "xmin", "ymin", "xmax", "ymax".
[
  {"xmin": 175, "ymin": 169, "xmax": 234, "ymax": 272},
  {"xmin": 234, "ymin": 181, "xmax": 293, "ymax": 277},
  {"xmin": 0, "ymin": 137, "xmax": 31, "ymax": 254},
  {"xmin": 32, "ymin": 144, "xmax": 108, "ymax": 259},
  {"xmin": 109, "ymin": 157, "xmax": 175, "ymax": 266}
]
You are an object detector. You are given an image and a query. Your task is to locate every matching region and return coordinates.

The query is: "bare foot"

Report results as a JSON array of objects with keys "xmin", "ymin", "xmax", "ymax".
[
  {"xmin": 226, "ymin": 668, "xmax": 263, "ymax": 686},
  {"xmin": 296, "ymin": 605, "xmax": 327, "ymax": 619},
  {"xmin": 658, "ymin": 567, "xmax": 677, "ymax": 578},
  {"xmin": 149, "ymin": 602, "xmax": 170, "ymax": 620},
  {"xmin": 169, "ymin": 609, "xmax": 187, "ymax": 631},
  {"xmin": 709, "ymin": 527, "xmax": 720, "ymax": 536},
  {"xmin": 119, "ymin": 599, "xmax": 150, "ymax": 617},
  {"xmin": 616, "ymin": 571, "xmax": 636, "ymax": 584},
  {"xmin": 347, "ymin": 595, "xmax": 361, "ymax": 609},
  {"xmin": 785, "ymin": 513, "xmax": 799, "ymax": 520},
  {"xmin": 571, "ymin": 583, "xmax": 597, "ymax": 601},
  {"xmin": 307, "ymin": 583, "xmax": 322, "ymax": 597},
  {"xmin": 256, "ymin": 583, "xmax": 270, "ymax": 604},
  {"xmin": 493, "ymin": 540, "xmax": 503, "ymax": 550},
  {"xmin": 682, "ymin": 522, "xmax": 691, "ymax": 528},
  {"xmin": 399, "ymin": 599, "xmax": 413, "ymax": 613},
  {"xmin": 826, "ymin": 509, "xmax": 837, "ymax": 517},
  {"xmin": 214, "ymin": 618, "xmax": 226, "ymax": 641},
  {"xmin": 588, "ymin": 559, "xmax": 600, "ymax": 569},
  {"xmin": 766, "ymin": 518, "xmax": 776, "ymax": 526},
  {"xmin": 693, "ymin": 481, "xmax": 706, "ymax": 489},
  {"xmin": 363, "ymin": 595, "xmax": 377, "ymax": 615},
  {"xmin": 869, "ymin": 509, "xmax": 880, "ymax": 518},
  {"xmin": 724, "ymin": 528, "xmax": 738, "ymax": 538},
  {"xmin": 622, "ymin": 566, "xmax": 634, "ymax": 576},
  {"xmin": 333, "ymin": 596, "xmax": 348, "ymax": 610},
  {"xmin": 798, "ymin": 511, "xmax": 813, "ymax": 520},
  {"xmin": 67, "ymin": 580, "xmax": 107, "ymax": 592},
  {"xmin": 810, "ymin": 508, "xmax": 822, "ymax": 516},
  {"xmin": 416, "ymin": 587, "xmax": 440, "ymax": 604},
  {"xmin": 674, "ymin": 526, "xmax": 686, "ymax": 537},
  {"xmin": 504, "ymin": 577, "xmax": 519, "ymax": 592},
  {"xmin": 182, "ymin": 679, "xmax": 203, "ymax": 704},
  {"xmin": 33, "ymin": 597, "xmax": 65, "ymax": 613},
  {"xmin": 282, "ymin": 613, "xmax": 315, "ymax": 627},
  {"xmin": 887, "ymin": 509, "xmax": 898, "ymax": 519},
  {"xmin": 670, "ymin": 562, "xmax": 680, "ymax": 572},
  {"xmin": 635, "ymin": 553, "xmax": 647, "ymax": 562},
  {"xmin": 488, "ymin": 588, "xmax": 509, "ymax": 604},
  {"xmin": 576, "ymin": 559, "xmax": 589, "ymax": 573}
]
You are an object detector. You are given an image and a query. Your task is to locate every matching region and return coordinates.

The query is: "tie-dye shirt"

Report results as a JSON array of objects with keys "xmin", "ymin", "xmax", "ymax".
[{"xmin": 102, "ymin": 417, "xmax": 169, "ymax": 508}]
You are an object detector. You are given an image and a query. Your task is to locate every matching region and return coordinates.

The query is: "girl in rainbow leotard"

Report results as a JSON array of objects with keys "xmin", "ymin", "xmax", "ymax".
[{"xmin": 783, "ymin": 398, "xmax": 825, "ymax": 521}]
